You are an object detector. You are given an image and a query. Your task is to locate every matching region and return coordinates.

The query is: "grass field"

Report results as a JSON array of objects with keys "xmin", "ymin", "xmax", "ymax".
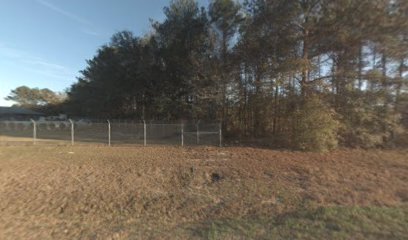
[{"xmin": 0, "ymin": 146, "xmax": 407, "ymax": 239}]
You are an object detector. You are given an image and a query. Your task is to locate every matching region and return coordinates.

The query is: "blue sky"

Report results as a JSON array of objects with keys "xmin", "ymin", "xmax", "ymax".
[{"xmin": 0, "ymin": 0, "xmax": 208, "ymax": 106}]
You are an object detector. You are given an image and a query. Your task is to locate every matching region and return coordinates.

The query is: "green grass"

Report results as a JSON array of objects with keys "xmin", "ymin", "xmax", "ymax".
[{"xmin": 182, "ymin": 205, "xmax": 408, "ymax": 240}]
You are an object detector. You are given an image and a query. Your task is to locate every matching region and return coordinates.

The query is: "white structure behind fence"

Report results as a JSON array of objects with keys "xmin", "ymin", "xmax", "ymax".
[{"xmin": 0, "ymin": 120, "xmax": 222, "ymax": 147}]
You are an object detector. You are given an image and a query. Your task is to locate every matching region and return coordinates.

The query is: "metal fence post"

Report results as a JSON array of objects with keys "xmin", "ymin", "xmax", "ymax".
[
  {"xmin": 143, "ymin": 120, "xmax": 146, "ymax": 146},
  {"xmin": 181, "ymin": 122, "xmax": 184, "ymax": 147},
  {"xmin": 219, "ymin": 122, "xmax": 222, "ymax": 147},
  {"xmin": 196, "ymin": 120, "xmax": 200, "ymax": 145},
  {"xmin": 107, "ymin": 120, "xmax": 111, "ymax": 146},
  {"xmin": 30, "ymin": 119, "xmax": 36, "ymax": 145},
  {"xmin": 68, "ymin": 119, "xmax": 74, "ymax": 145}
]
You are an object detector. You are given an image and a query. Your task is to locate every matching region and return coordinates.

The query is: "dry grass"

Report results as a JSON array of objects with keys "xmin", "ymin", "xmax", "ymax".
[{"xmin": 0, "ymin": 146, "xmax": 407, "ymax": 239}]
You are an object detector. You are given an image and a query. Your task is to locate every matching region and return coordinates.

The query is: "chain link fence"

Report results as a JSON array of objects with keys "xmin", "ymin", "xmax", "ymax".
[{"xmin": 0, "ymin": 119, "xmax": 222, "ymax": 147}]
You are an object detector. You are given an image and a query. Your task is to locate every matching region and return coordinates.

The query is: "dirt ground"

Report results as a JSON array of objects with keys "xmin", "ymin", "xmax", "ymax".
[{"xmin": 0, "ymin": 146, "xmax": 407, "ymax": 239}]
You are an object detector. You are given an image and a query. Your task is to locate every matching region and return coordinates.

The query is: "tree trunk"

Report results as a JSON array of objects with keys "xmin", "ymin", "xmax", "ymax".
[
  {"xmin": 221, "ymin": 30, "xmax": 228, "ymax": 132},
  {"xmin": 253, "ymin": 72, "xmax": 262, "ymax": 137},
  {"xmin": 301, "ymin": 28, "xmax": 309, "ymax": 97},
  {"xmin": 358, "ymin": 43, "xmax": 364, "ymax": 90},
  {"xmin": 396, "ymin": 58, "xmax": 404, "ymax": 108},
  {"xmin": 272, "ymin": 83, "xmax": 279, "ymax": 135},
  {"xmin": 382, "ymin": 53, "xmax": 389, "ymax": 108}
]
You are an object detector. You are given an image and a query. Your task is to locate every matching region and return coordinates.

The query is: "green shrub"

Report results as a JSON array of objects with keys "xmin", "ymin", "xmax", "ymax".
[
  {"xmin": 292, "ymin": 97, "xmax": 341, "ymax": 152},
  {"xmin": 338, "ymin": 91, "xmax": 403, "ymax": 148}
]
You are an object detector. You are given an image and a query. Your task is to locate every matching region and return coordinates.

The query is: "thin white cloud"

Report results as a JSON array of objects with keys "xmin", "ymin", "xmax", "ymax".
[
  {"xmin": 29, "ymin": 67, "xmax": 75, "ymax": 80},
  {"xmin": 81, "ymin": 28, "xmax": 101, "ymax": 37},
  {"xmin": 36, "ymin": 0, "xmax": 104, "ymax": 36},
  {"xmin": 36, "ymin": 0, "xmax": 92, "ymax": 26},
  {"xmin": 26, "ymin": 59, "xmax": 68, "ymax": 71},
  {"xmin": 0, "ymin": 44, "xmax": 76, "ymax": 81},
  {"xmin": 0, "ymin": 45, "xmax": 26, "ymax": 59}
]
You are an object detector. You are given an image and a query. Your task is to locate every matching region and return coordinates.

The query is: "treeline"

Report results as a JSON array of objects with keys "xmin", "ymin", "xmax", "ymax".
[
  {"xmin": 6, "ymin": 86, "xmax": 66, "ymax": 114},
  {"xmin": 16, "ymin": 0, "xmax": 408, "ymax": 150}
]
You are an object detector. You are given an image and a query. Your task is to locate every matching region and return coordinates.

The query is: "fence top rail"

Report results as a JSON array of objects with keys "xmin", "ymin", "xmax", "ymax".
[
  {"xmin": 184, "ymin": 131, "xmax": 219, "ymax": 134},
  {"xmin": 1, "ymin": 120, "xmax": 70, "ymax": 123},
  {"xmin": 0, "ymin": 120, "xmax": 32, "ymax": 123},
  {"xmin": 1, "ymin": 119, "xmax": 221, "ymax": 123},
  {"xmin": 147, "ymin": 123, "xmax": 181, "ymax": 126}
]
